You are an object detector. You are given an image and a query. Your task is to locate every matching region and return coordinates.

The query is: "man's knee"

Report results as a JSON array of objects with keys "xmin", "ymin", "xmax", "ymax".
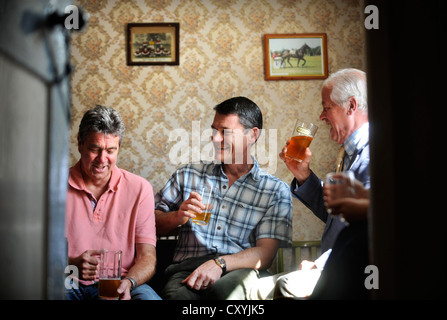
[
  {"xmin": 162, "ymin": 272, "xmax": 201, "ymax": 300},
  {"xmin": 208, "ymin": 269, "xmax": 259, "ymax": 300},
  {"xmin": 131, "ymin": 284, "xmax": 162, "ymax": 300}
]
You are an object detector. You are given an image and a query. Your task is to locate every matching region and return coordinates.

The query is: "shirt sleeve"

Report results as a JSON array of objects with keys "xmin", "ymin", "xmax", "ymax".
[
  {"xmin": 255, "ymin": 181, "xmax": 293, "ymax": 248},
  {"xmin": 154, "ymin": 169, "xmax": 184, "ymax": 212},
  {"xmin": 135, "ymin": 181, "xmax": 157, "ymax": 246}
]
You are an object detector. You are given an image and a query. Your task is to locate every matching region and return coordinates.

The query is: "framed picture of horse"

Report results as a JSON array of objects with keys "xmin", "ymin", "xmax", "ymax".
[
  {"xmin": 264, "ymin": 33, "xmax": 328, "ymax": 80},
  {"xmin": 127, "ymin": 23, "xmax": 179, "ymax": 66}
]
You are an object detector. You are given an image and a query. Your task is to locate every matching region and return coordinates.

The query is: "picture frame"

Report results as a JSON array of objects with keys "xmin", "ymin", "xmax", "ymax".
[
  {"xmin": 127, "ymin": 23, "xmax": 179, "ymax": 66},
  {"xmin": 264, "ymin": 33, "xmax": 328, "ymax": 80}
]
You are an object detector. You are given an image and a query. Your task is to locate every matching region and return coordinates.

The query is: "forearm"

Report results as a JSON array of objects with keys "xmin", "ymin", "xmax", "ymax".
[
  {"xmin": 126, "ymin": 244, "xmax": 156, "ymax": 286},
  {"xmin": 155, "ymin": 209, "xmax": 183, "ymax": 236},
  {"xmin": 182, "ymin": 239, "xmax": 279, "ymax": 291},
  {"xmin": 222, "ymin": 239, "xmax": 279, "ymax": 271}
]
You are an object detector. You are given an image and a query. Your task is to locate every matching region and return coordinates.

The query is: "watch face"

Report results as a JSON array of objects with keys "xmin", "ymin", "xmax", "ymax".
[{"xmin": 217, "ymin": 257, "xmax": 226, "ymax": 267}]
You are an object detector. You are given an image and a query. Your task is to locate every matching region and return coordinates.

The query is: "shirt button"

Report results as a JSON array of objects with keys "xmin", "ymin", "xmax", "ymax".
[
  {"xmin": 217, "ymin": 226, "xmax": 222, "ymax": 230},
  {"xmin": 223, "ymin": 185, "xmax": 227, "ymax": 189}
]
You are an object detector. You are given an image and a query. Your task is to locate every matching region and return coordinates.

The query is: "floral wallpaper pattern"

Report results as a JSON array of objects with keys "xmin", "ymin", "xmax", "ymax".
[{"xmin": 70, "ymin": 0, "xmax": 366, "ymax": 241}]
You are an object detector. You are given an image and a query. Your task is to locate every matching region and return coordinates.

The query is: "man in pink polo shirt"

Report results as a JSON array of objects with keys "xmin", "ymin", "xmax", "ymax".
[{"xmin": 65, "ymin": 105, "xmax": 160, "ymax": 300}]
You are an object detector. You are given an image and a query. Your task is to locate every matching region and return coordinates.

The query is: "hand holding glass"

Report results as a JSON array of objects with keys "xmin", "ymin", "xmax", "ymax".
[
  {"xmin": 324, "ymin": 171, "xmax": 355, "ymax": 214},
  {"xmin": 285, "ymin": 119, "xmax": 318, "ymax": 162},
  {"xmin": 191, "ymin": 187, "xmax": 214, "ymax": 226}
]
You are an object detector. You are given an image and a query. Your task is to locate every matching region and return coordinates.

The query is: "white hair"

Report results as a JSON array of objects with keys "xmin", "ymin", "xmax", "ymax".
[{"xmin": 323, "ymin": 68, "xmax": 368, "ymax": 112}]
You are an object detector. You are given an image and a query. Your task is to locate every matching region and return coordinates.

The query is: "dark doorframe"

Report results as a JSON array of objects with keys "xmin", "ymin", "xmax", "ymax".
[{"xmin": 366, "ymin": 0, "xmax": 446, "ymax": 299}]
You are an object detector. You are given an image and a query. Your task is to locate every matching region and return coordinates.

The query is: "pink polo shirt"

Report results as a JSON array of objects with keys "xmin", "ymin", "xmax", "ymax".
[{"xmin": 65, "ymin": 161, "xmax": 157, "ymax": 285}]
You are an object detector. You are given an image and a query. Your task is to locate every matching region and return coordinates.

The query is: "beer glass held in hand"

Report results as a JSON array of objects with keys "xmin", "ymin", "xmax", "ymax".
[
  {"xmin": 324, "ymin": 171, "xmax": 355, "ymax": 215},
  {"xmin": 285, "ymin": 119, "xmax": 318, "ymax": 162},
  {"xmin": 98, "ymin": 249, "xmax": 122, "ymax": 300},
  {"xmin": 191, "ymin": 186, "xmax": 214, "ymax": 226}
]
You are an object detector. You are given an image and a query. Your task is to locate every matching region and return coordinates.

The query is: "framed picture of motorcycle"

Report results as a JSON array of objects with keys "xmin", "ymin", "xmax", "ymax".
[
  {"xmin": 264, "ymin": 33, "xmax": 328, "ymax": 80},
  {"xmin": 127, "ymin": 23, "xmax": 179, "ymax": 66}
]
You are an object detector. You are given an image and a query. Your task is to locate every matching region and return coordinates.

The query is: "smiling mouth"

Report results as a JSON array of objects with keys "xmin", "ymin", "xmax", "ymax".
[
  {"xmin": 214, "ymin": 143, "xmax": 231, "ymax": 151},
  {"xmin": 92, "ymin": 165, "xmax": 108, "ymax": 173}
]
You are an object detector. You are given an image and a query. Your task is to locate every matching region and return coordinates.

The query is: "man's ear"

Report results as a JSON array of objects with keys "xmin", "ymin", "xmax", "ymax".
[
  {"xmin": 248, "ymin": 127, "xmax": 260, "ymax": 144},
  {"xmin": 347, "ymin": 97, "xmax": 359, "ymax": 115}
]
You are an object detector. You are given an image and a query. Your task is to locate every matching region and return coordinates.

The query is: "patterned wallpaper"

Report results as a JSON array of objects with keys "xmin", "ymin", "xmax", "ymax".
[{"xmin": 70, "ymin": 0, "xmax": 366, "ymax": 241}]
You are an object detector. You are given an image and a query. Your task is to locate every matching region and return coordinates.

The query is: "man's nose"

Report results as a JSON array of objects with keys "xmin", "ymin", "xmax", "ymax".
[
  {"xmin": 319, "ymin": 111, "xmax": 326, "ymax": 122},
  {"xmin": 97, "ymin": 150, "xmax": 107, "ymax": 162},
  {"xmin": 212, "ymin": 130, "xmax": 224, "ymax": 142}
]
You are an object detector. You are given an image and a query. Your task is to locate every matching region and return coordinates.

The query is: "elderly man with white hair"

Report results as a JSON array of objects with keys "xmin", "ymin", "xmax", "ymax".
[
  {"xmin": 284, "ymin": 68, "xmax": 370, "ymax": 253},
  {"xmin": 250, "ymin": 68, "xmax": 371, "ymax": 300}
]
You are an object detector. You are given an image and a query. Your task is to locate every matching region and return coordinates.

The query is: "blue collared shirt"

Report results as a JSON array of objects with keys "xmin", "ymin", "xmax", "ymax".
[
  {"xmin": 155, "ymin": 160, "xmax": 293, "ymax": 262},
  {"xmin": 343, "ymin": 122, "xmax": 369, "ymax": 171}
]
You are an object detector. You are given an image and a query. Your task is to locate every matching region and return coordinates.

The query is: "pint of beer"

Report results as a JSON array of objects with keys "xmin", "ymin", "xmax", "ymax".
[
  {"xmin": 285, "ymin": 119, "xmax": 318, "ymax": 162},
  {"xmin": 98, "ymin": 249, "xmax": 122, "ymax": 300},
  {"xmin": 192, "ymin": 210, "xmax": 212, "ymax": 225},
  {"xmin": 191, "ymin": 186, "xmax": 214, "ymax": 226}
]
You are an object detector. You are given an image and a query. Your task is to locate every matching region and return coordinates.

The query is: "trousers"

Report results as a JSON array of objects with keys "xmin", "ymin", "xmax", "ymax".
[
  {"xmin": 162, "ymin": 254, "xmax": 269, "ymax": 300},
  {"xmin": 65, "ymin": 280, "xmax": 161, "ymax": 300}
]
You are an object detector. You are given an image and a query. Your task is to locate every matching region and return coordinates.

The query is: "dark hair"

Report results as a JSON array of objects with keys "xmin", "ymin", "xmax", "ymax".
[
  {"xmin": 213, "ymin": 96, "xmax": 263, "ymax": 130},
  {"xmin": 77, "ymin": 105, "xmax": 125, "ymax": 145}
]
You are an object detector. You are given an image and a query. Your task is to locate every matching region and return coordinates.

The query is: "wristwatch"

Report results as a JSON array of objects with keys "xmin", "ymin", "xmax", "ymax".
[
  {"xmin": 125, "ymin": 277, "xmax": 137, "ymax": 291},
  {"xmin": 214, "ymin": 257, "xmax": 227, "ymax": 274}
]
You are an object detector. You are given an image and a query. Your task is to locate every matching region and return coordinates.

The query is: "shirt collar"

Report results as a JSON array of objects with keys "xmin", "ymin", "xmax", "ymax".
[
  {"xmin": 343, "ymin": 122, "xmax": 369, "ymax": 157},
  {"xmin": 213, "ymin": 157, "xmax": 261, "ymax": 181}
]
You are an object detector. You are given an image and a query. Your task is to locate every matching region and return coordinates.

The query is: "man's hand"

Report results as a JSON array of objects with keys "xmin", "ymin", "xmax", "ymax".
[
  {"xmin": 279, "ymin": 140, "xmax": 312, "ymax": 185},
  {"xmin": 116, "ymin": 243, "xmax": 156, "ymax": 300},
  {"xmin": 156, "ymin": 191, "xmax": 207, "ymax": 236},
  {"xmin": 324, "ymin": 198, "xmax": 369, "ymax": 222},
  {"xmin": 175, "ymin": 191, "xmax": 206, "ymax": 225},
  {"xmin": 117, "ymin": 279, "xmax": 132, "ymax": 300},
  {"xmin": 181, "ymin": 259, "xmax": 223, "ymax": 291},
  {"xmin": 69, "ymin": 249, "xmax": 102, "ymax": 281},
  {"xmin": 323, "ymin": 175, "xmax": 370, "ymax": 221}
]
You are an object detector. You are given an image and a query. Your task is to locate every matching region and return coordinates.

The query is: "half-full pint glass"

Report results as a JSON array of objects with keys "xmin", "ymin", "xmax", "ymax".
[
  {"xmin": 98, "ymin": 249, "xmax": 122, "ymax": 300},
  {"xmin": 191, "ymin": 186, "xmax": 214, "ymax": 226},
  {"xmin": 285, "ymin": 119, "xmax": 318, "ymax": 162}
]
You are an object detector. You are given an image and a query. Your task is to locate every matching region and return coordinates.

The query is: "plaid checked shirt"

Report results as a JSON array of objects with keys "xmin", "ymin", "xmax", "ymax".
[{"xmin": 155, "ymin": 159, "xmax": 293, "ymax": 263}]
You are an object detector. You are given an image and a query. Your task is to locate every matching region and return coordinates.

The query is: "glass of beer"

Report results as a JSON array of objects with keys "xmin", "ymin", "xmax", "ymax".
[
  {"xmin": 98, "ymin": 249, "xmax": 122, "ymax": 300},
  {"xmin": 285, "ymin": 119, "xmax": 318, "ymax": 162},
  {"xmin": 191, "ymin": 186, "xmax": 214, "ymax": 226}
]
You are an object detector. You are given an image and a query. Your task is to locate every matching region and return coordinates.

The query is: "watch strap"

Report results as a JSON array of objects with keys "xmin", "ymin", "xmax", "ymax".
[{"xmin": 125, "ymin": 277, "xmax": 137, "ymax": 291}]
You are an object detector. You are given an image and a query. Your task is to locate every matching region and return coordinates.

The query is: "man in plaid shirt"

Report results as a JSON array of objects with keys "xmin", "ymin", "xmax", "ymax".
[{"xmin": 155, "ymin": 97, "xmax": 292, "ymax": 300}]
